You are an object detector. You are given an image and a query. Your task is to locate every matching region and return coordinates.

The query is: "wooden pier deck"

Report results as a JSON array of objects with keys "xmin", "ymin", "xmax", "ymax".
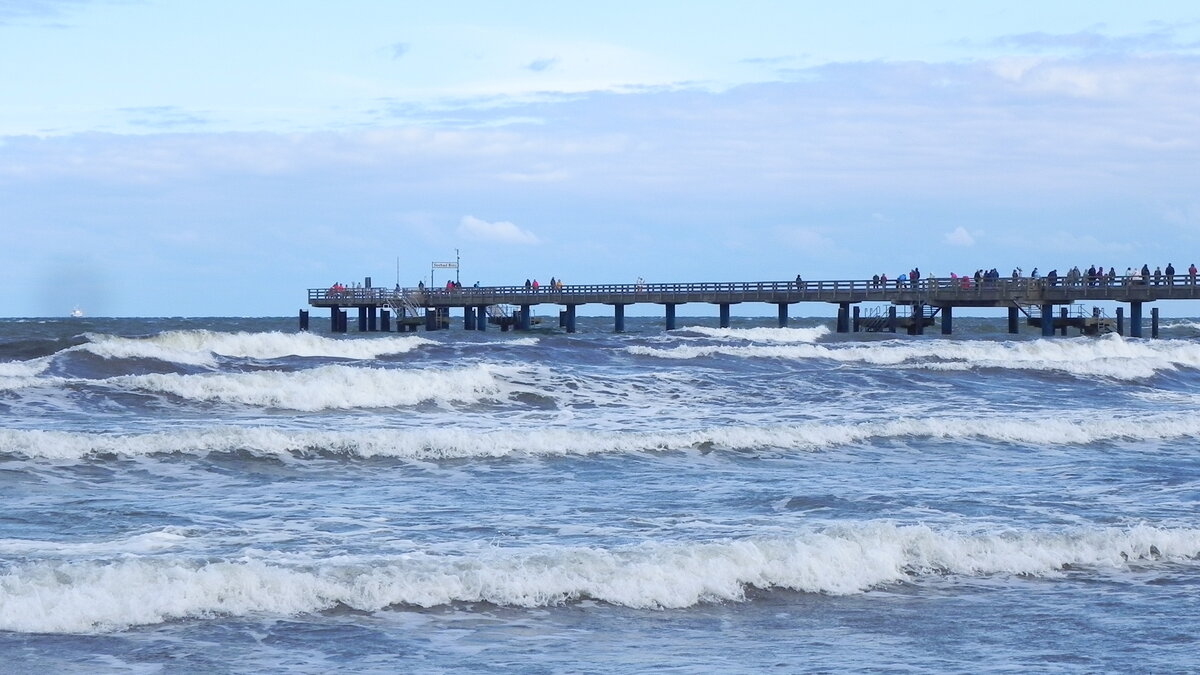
[{"xmin": 304, "ymin": 277, "xmax": 1200, "ymax": 338}]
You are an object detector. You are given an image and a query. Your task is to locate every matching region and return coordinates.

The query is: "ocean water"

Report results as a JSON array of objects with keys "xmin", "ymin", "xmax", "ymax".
[{"xmin": 1, "ymin": 314, "xmax": 1199, "ymax": 673}]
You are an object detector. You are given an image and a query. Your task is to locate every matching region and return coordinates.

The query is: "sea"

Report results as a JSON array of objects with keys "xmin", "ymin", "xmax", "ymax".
[{"xmin": 1, "ymin": 314, "xmax": 1199, "ymax": 673}]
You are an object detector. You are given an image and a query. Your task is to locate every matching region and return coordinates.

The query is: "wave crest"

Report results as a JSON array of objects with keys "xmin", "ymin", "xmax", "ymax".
[{"xmin": 2, "ymin": 523, "xmax": 1196, "ymax": 633}]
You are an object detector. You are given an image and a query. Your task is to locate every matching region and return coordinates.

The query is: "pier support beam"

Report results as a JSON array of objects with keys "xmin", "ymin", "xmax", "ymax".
[
  {"xmin": 836, "ymin": 303, "xmax": 850, "ymax": 333},
  {"xmin": 614, "ymin": 304, "xmax": 626, "ymax": 333},
  {"xmin": 558, "ymin": 309, "xmax": 567, "ymax": 328},
  {"xmin": 565, "ymin": 305, "xmax": 577, "ymax": 333},
  {"xmin": 941, "ymin": 306, "xmax": 953, "ymax": 335},
  {"xmin": 665, "ymin": 304, "xmax": 677, "ymax": 331},
  {"xmin": 909, "ymin": 304, "xmax": 924, "ymax": 335},
  {"xmin": 464, "ymin": 306, "xmax": 476, "ymax": 331},
  {"xmin": 425, "ymin": 309, "xmax": 437, "ymax": 331},
  {"xmin": 1008, "ymin": 306, "xmax": 1019, "ymax": 334},
  {"xmin": 778, "ymin": 303, "xmax": 789, "ymax": 328},
  {"xmin": 1152, "ymin": 306, "xmax": 1160, "ymax": 339},
  {"xmin": 381, "ymin": 309, "xmax": 390, "ymax": 333},
  {"xmin": 330, "ymin": 306, "xmax": 340, "ymax": 332},
  {"xmin": 852, "ymin": 306, "xmax": 860, "ymax": 332},
  {"xmin": 358, "ymin": 307, "xmax": 368, "ymax": 332},
  {"xmin": 888, "ymin": 306, "xmax": 897, "ymax": 333},
  {"xmin": 299, "ymin": 309, "xmax": 309, "ymax": 331},
  {"xmin": 1130, "ymin": 301, "xmax": 1143, "ymax": 338},
  {"xmin": 519, "ymin": 305, "xmax": 532, "ymax": 331},
  {"xmin": 1116, "ymin": 307, "xmax": 1124, "ymax": 336},
  {"xmin": 477, "ymin": 306, "xmax": 487, "ymax": 331},
  {"xmin": 1041, "ymin": 304, "xmax": 1054, "ymax": 337},
  {"xmin": 1060, "ymin": 307, "xmax": 1068, "ymax": 336},
  {"xmin": 719, "ymin": 303, "xmax": 731, "ymax": 329}
]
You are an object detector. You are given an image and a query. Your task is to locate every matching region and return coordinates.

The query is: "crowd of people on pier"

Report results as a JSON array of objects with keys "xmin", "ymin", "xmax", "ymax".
[{"xmin": 867, "ymin": 262, "xmax": 1199, "ymax": 290}]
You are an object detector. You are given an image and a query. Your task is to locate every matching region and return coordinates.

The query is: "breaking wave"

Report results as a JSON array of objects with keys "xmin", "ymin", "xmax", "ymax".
[
  {"xmin": 2, "ymin": 523, "xmax": 1196, "ymax": 633},
  {"xmin": 101, "ymin": 363, "xmax": 532, "ymax": 411},
  {"xmin": 680, "ymin": 325, "xmax": 831, "ymax": 343},
  {"xmin": 4, "ymin": 413, "xmax": 1199, "ymax": 460},
  {"xmin": 76, "ymin": 330, "xmax": 435, "ymax": 367},
  {"xmin": 629, "ymin": 334, "xmax": 1200, "ymax": 380}
]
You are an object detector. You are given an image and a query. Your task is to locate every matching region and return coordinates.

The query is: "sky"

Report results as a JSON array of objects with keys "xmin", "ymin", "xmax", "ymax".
[{"xmin": 2, "ymin": 0, "xmax": 1199, "ymax": 317}]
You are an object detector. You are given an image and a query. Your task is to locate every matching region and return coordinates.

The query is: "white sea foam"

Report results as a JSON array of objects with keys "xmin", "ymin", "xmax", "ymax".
[
  {"xmin": 0, "ymin": 528, "xmax": 189, "ymax": 556},
  {"xmin": 2, "ymin": 523, "xmax": 1196, "ymax": 633},
  {"xmin": 78, "ymin": 330, "xmax": 435, "ymax": 366},
  {"xmin": 629, "ymin": 334, "xmax": 1200, "ymax": 380},
  {"xmin": 681, "ymin": 325, "xmax": 831, "ymax": 343},
  {"xmin": 4, "ymin": 413, "xmax": 1198, "ymax": 460},
  {"xmin": 0, "ymin": 357, "xmax": 52, "ymax": 391},
  {"xmin": 101, "ymin": 363, "xmax": 528, "ymax": 411}
]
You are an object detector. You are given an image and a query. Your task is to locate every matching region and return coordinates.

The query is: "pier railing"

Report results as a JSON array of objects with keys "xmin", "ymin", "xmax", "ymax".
[{"xmin": 309, "ymin": 276, "xmax": 1200, "ymax": 308}]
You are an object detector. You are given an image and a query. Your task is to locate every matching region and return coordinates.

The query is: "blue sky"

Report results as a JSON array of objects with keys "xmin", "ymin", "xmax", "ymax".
[{"xmin": 2, "ymin": 0, "xmax": 1199, "ymax": 317}]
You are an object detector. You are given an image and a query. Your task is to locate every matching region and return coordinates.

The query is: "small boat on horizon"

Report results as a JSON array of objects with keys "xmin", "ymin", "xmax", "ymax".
[{"xmin": 70, "ymin": 307, "xmax": 84, "ymax": 318}]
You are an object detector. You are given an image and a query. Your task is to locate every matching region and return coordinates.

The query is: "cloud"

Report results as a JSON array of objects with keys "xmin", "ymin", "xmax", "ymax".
[
  {"xmin": 120, "ymin": 106, "xmax": 209, "ymax": 129},
  {"xmin": 945, "ymin": 227, "xmax": 975, "ymax": 246},
  {"xmin": 457, "ymin": 215, "xmax": 540, "ymax": 244},
  {"xmin": 527, "ymin": 57, "xmax": 558, "ymax": 72},
  {"xmin": 390, "ymin": 42, "xmax": 410, "ymax": 59},
  {"xmin": 990, "ymin": 28, "xmax": 1190, "ymax": 55}
]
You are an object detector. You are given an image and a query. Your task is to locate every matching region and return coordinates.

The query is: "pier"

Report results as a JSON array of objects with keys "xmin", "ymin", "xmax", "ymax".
[{"xmin": 303, "ymin": 277, "xmax": 1200, "ymax": 338}]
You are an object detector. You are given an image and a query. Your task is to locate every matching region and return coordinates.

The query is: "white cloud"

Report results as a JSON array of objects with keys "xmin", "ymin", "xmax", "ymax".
[
  {"xmin": 457, "ymin": 215, "xmax": 540, "ymax": 245},
  {"xmin": 945, "ymin": 226, "xmax": 975, "ymax": 246}
]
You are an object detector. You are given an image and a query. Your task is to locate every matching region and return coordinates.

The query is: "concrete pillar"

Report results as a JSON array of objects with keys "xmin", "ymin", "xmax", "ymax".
[
  {"xmin": 1060, "ymin": 306, "xmax": 1068, "ymax": 336},
  {"xmin": 464, "ymin": 306, "xmax": 476, "ymax": 331},
  {"xmin": 888, "ymin": 306, "xmax": 897, "ymax": 333},
  {"xmin": 338, "ymin": 309, "xmax": 348, "ymax": 333},
  {"xmin": 941, "ymin": 305, "xmax": 953, "ymax": 335},
  {"xmin": 299, "ymin": 309, "xmax": 309, "ymax": 331},
  {"xmin": 1152, "ymin": 306, "xmax": 1160, "ymax": 339},
  {"xmin": 1007, "ymin": 306, "xmax": 1019, "ymax": 334},
  {"xmin": 519, "ymin": 305, "xmax": 532, "ymax": 331},
  {"xmin": 1131, "ymin": 301, "xmax": 1143, "ymax": 338},
  {"xmin": 367, "ymin": 306, "xmax": 378, "ymax": 332},
  {"xmin": 614, "ymin": 304, "xmax": 626, "ymax": 333},
  {"xmin": 778, "ymin": 303, "xmax": 789, "ymax": 328},
  {"xmin": 330, "ymin": 306, "xmax": 339, "ymax": 332},
  {"xmin": 425, "ymin": 309, "xmax": 437, "ymax": 331},
  {"xmin": 665, "ymin": 304, "xmax": 677, "ymax": 331},
  {"xmin": 381, "ymin": 309, "xmax": 391, "ymax": 332},
  {"xmin": 836, "ymin": 303, "xmax": 850, "ymax": 333},
  {"xmin": 566, "ymin": 305, "xmax": 577, "ymax": 333},
  {"xmin": 558, "ymin": 309, "xmax": 567, "ymax": 328},
  {"xmin": 1116, "ymin": 307, "xmax": 1124, "ymax": 336},
  {"xmin": 719, "ymin": 303, "xmax": 731, "ymax": 328},
  {"xmin": 852, "ymin": 305, "xmax": 860, "ymax": 332},
  {"xmin": 1041, "ymin": 304, "xmax": 1054, "ymax": 336},
  {"xmin": 477, "ymin": 306, "xmax": 487, "ymax": 331},
  {"xmin": 357, "ymin": 307, "xmax": 368, "ymax": 332}
]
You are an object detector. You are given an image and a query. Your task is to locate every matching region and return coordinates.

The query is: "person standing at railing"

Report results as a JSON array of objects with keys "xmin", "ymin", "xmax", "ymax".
[
  {"xmin": 1165, "ymin": 263, "xmax": 1175, "ymax": 285},
  {"xmin": 1190, "ymin": 263, "xmax": 1197, "ymax": 284}
]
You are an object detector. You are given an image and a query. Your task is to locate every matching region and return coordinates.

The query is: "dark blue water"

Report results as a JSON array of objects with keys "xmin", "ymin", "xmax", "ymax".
[{"xmin": 1, "ymin": 316, "xmax": 1199, "ymax": 673}]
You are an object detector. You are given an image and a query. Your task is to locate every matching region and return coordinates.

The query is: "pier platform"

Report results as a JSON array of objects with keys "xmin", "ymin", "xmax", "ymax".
[{"xmin": 303, "ymin": 277, "xmax": 1199, "ymax": 338}]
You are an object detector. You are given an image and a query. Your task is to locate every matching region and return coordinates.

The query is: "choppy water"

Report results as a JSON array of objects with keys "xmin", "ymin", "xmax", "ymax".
[{"xmin": 2, "ymin": 315, "xmax": 1199, "ymax": 673}]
